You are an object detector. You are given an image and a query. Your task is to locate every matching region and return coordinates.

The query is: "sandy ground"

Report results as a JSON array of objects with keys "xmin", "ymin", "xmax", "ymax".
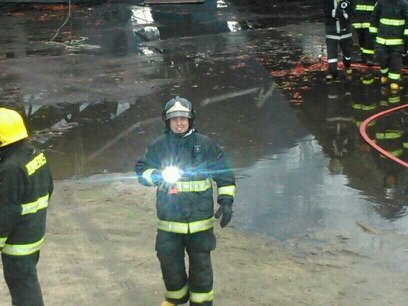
[{"xmin": 1, "ymin": 173, "xmax": 408, "ymax": 306}]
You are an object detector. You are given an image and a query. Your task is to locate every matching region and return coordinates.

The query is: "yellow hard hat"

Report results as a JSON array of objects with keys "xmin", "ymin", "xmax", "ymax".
[{"xmin": 0, "ymin": 108, "xmax": 28, "ymax": 147}]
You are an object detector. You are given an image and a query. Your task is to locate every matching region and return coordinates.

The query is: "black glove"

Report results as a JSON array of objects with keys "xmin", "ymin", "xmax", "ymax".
[
  {"xmin": 151, "ymin": 169, "xmax": 163, "ymax": 186},
  {"xmin": 215, "ymin": 199, "xmax": 233, "ymax": 228}
]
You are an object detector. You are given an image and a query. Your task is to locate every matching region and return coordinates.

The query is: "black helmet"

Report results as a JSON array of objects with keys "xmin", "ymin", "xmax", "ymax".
[{"xmin": 162, "ymin": 96, "xmax": 195, "ymax": 122}]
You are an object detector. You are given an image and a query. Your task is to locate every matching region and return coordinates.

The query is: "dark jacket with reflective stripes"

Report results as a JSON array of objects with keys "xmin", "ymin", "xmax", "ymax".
[
  {"xmin": 353, "ymin": 0, "xmax": 376, "ymax": 27},
  {"xmin": 370, "ymin": 0, "xmax": 408, "ymax": 45},
  {"xmin": 135, "ymin": 131, "xmax": 235, "ymax": 223},
  {"xmin": 324, "ymin": 0, "xmax": 354, "ymax": 34},
  {"xmin": 0, "ymin": 141, "xmax": 53, "ymax": 256}
]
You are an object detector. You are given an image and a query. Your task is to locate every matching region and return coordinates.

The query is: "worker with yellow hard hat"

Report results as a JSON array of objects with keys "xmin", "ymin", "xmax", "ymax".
[{"xmin": 0, "ymin": 108, "xmax": 53, "ymax": 306}]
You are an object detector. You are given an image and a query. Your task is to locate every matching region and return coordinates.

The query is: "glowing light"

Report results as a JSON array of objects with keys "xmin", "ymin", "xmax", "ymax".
[{"xmin": 162, "ymin": 166, "xmax": 182, "ymax": 183}]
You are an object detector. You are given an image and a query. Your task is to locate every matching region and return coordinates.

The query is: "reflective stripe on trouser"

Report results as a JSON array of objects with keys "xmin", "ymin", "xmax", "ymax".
[
  {"xmin": 355, "ymin": 28, "xmax": 374, "ymax": 61},
  {"xmin": 375, "ymin": 45, "xmax": 403, "ymax": 81},
  {"xmin": 326, "ymin": 34, "xmax": 352, "ymax": 74},
  {"xmin": 2, "ymin": 237, "xmax": 44, "ymax": 256},
  {"xmin": 156, "ymin": 229, "xmax": 215, "ymax": 305},
  {"xmin": 2, "ymin": 252, "xmax": 44, "ymax": 306}
]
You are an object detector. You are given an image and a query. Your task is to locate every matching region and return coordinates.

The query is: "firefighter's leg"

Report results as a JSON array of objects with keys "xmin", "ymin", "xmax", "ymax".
[
  {"xmin": 2, "ymin": 252, "xmax": 44, "ymax": 306},
  {"xmin": 340, "ymin": 35, "xmax": 352, "ymax": 72},
  {"xmin": 363, "ymin": 28, "xmax": 375, "ymax": 64},
  {"xmin": 388, "ymin": 47, "xmax": 403, "ymax": 91},
  {"xmin": 186, "ymin": 229, "xmax": 216, "ymax": 306},
  {"xmin": 355, "ymin": 28, "xmax": 365, "ymax": 61},
  {"xmin": 375, "ymin": 44, "xmax": 389, "ymax": 85},
  {"xmin": 326, "ymin": 37, "xmax": 339, "ymax": 79},
  {"xmin": 156, "ymin": 230, "xmax": 190, "ymax": 305}
]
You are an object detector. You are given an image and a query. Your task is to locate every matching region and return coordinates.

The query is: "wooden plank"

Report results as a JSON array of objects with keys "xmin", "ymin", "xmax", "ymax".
[{"xmin": 144, "ymin": 0, "xmax": 204, "ymax": 4}]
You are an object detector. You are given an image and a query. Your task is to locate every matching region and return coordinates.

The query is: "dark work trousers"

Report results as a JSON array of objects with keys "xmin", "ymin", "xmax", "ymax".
[
  {"xmin": 355, "ymin": 28, "xmax": 374, "ymax": 62},
  {"xmin": 156, "ymin": 229, "xmax": 216, "ymax": 306},
  {"xmin": 2, "ymin": 252, "xmax": 44, "ymax": 306},
  {"xmin": 326, "ymin": 35, "xmax": 353, "ymax": 75},
  {"xmin": 375, "ymin": 44, "xmax": 403, "ymax": 82}
]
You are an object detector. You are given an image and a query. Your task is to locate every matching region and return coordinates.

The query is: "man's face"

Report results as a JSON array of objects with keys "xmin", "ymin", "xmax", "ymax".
[{"xmin": 169, "ymin": 116, "xmax": 189, "ymax": 134}]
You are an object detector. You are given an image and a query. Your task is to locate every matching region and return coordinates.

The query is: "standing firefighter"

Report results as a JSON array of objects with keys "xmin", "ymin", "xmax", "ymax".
[
  {"xmin": 323, "ymin": 0, "xmax": 354, "ymax": 81},
  {"xmin": 370, "ymin": 0, "xmax": 408, "ymax": 91},
  {"xmin": 135, "ymin": 97, "xmax": 236, "ymax": 306},
  {"xmin": 0, "ymin": 108, "xmax": 53, "ymax": 306},
  {"xmin": 352, "ymin": 0, "xmax": 376, "ymax": 64}
]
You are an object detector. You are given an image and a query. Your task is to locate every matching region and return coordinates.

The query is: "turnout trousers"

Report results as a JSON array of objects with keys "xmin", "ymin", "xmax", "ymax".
[
  {"xmin": 375, "ymin": 44, "xmax": 403, "ymax": 83},
  {"xmin": 355, "ymin": 28, "xmax": 375, "ymax": 62},
  {"xmin": 156, "ymin": 229, "xmax": 216, "ymax": 306},
  {"xmin": 2, "ymin": 252, "xmax": 44, "ymax": 306},
  {"xmin": 326, "ymin": 34, "xmax": 353, "ymax": 75}
]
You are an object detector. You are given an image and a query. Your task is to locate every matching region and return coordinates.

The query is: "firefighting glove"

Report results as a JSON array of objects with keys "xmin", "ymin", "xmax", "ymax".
[
  {"xmin": 215, "ymin": 199, "xmax": 233, "ymax": 228},
  {"xmin": 151, "ymin": 169, "xmax": 163, "ymax": 186}
]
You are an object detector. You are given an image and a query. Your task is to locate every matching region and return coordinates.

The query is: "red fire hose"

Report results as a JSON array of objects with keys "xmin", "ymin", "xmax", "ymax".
[{"xmin": 359, "ymin": 103, "xmax": 408, "ymax": 168}]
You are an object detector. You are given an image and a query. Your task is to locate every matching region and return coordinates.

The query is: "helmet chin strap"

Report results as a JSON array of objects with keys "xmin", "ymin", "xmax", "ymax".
[{"xmin": 172, "ymin": 128, "xmax": 194, "ymax": 137}]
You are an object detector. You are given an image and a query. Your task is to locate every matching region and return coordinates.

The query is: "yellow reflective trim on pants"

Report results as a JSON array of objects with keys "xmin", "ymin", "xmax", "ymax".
[
  {"xmin": 375, "ymin": 131, "xmax": 403, "ymax": 140},
  {"xmin": 362, "ymin": 78, "xmax": 374, "ymax": 85},
  {"xmin": 380, "ymin": 18, "xmax": 405, "ymax": 26},
  {"xmin": 381, "ymin": 68, "xmax": 389, "ymax": 74},
  {"xmin": 142, "ymin": 169, "xmax": 155, "ymax": 186},
  {"xmin": 2, "ymin": 237, "xmax": 44, "ymax": 256},
  {"xmin": 388, "ymin": 72, "xmax": 400, "ymax": 81},
  {"xmin": 369, "ymin": 26, "xmax": 378, "ymax": 33},
  {"xmin": 190, "ymin": 290, "xmax": 214, "ymax": 303},
  {"xmin": 166, "ymin": 283, "xmax": 188, "ymax": 299},
  {"xmin": 376, "ymin": 37, "xmax": 403, "ymax": 45},
  {"xmin": 362, "ymin": 48, "xmax": 374, "ymax": 55},
  {"xmin": 157, "ymin": 218, "xmax": 214, "ymax": 234},
  {"xmin": 175, "ymin": 178, "xmax": 212, "ymax": 192},
  {"xmin": 352, "ymin": 23, "xmax": 363, "ymax": 29},
  {"xmin": 0, "ymin": 237, "xmax": 6, "ymax": 248},
  {"xmin": 351, "ymin": 103, "xmax": 377, "ymax": 111},
  {"xmin": 388, "ymin": 96, "xmax": 400, "ymax": 104},
  {"xmin": 218, "ymin": 185, "xmax": 236, "ymax": 197},
  {"xmin": 403, "ymin": 142, "xmax": 408, "ymax": 148},
  {"xmin": 21, "ymin": 194, "xmax": 49, "ymax": 215},
  {"xmin": 405, "ymin": 29, "xmax": 408, "ymax": 35}
]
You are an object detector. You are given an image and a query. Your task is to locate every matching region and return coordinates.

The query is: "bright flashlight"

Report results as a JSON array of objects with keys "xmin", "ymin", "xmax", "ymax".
[{"xmin": 162, "ymin": 166, "xmax": 182, "ymax": 184}]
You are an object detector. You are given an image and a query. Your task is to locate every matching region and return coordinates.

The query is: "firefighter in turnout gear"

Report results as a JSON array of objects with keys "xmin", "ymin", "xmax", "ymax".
[
  {"xmin": 0, "ymin": 108, "xmax": 53, "ymax": 306},
  {"xmin": 135, "ymin": 97, "xmax": 236, "ymax": 306},
  {"xmin": 324, "ymin": 0, "xmax": 354, "ymax": 81},
  {"xmin": 352, "ymin": 0, "xmax": 376, "ymax": 64},
  {"xmin": 370, "ymin": 0, "xmax": 408, "ymax": 91}
]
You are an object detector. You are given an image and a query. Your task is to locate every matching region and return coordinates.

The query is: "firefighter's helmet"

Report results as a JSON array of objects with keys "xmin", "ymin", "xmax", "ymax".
[
  {"xmin": 162, "ymin": 96, "xmax": 195, "ymax": 122},
  {"xmin": 0, "ymin": 108, "xmax": 28, "ymax": 147}
]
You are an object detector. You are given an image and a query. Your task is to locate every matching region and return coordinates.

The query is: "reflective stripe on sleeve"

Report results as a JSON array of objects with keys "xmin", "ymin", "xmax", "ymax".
[
  {"xmin": 0, "ymin": 237, "xmax": 7, "ymax": 248},
  {"xmin": 157, "ymin": 217, "xmax": 214, "ymax": 234},
  {"xmin": 142, "ymin": 169, "xmax": 155, "ymax": 186},
  {"xmin": 369, "ymin": 26, "xmax": 378, "ymax": 33},
  {"xmin": 2, "ymin": 237, "xmax": 44, "ymax": 256},
  {"xmin": 21, "ymin": 194, "xmax": 49, "ymax": 215},
  {"xmin": 375, "ymin": 131, "xmax": 403, "ymax": 140},
  {"xmin": 190, "ymin": 290, "xmax": 214, "ymax": 303},
  {"xmin": 218, "ymin": 185, "xmax": 236, "ymax": 197},
  {"xmin": 388, "ymin": 72, "xmax": 400, "ymax": 81},
  {"xmin": 166, "ymin": 284, "xmax": 188, "ymax": 299},
  {"xmin": 355, "ymin": 4, "xmax": 374, "ymax": 11}
]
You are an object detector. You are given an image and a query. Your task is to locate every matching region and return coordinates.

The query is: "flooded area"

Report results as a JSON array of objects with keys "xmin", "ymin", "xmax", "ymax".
[{"xmin": 1, "ymin": 1, "xmax": 408, "ymax": 301}]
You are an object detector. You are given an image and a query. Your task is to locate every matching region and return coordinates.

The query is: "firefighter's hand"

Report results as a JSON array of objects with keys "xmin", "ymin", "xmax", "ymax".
[
  {"xmin": 151, "ymin": 169, "xmax": 163, "ymax": 186},
  {"xmin": 215, "ymin": 199, "xmax": 233, "ymax": 228}
]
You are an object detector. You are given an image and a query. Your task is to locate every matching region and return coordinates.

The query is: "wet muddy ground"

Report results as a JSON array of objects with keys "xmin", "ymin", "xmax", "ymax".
[{"xmin": 1, "ymin": 0, "xmax": 408, "ymax": 304}]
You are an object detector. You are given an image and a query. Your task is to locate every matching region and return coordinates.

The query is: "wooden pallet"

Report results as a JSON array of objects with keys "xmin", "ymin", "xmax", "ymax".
[{"xmin": 144, "ymin": 0, "xmax": 204, "ymax": 4}]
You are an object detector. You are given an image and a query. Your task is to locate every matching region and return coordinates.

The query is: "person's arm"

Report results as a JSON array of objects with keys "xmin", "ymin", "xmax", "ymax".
[
  {"xmin": 369, "ymin": 1, "xmax": 381, "ymax": 35},
  {"xmin": 207, "ymin": 141, "xmax": 236, "ymax": 227},
  {"xmin": 0, "ymin": 166, "xmax": 24, "ymax": 250},
  {"xmin": 135, "ymin": 143, "xmax": 163, "ymax": 187}
]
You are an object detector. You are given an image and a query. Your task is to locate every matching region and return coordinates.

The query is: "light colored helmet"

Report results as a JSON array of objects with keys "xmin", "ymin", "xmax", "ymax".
[
  {"xmin": 0, "ymin": 108, "xmax": 28, "ymax": 147},
  {"xmin": 162, "ymin": 96, "xmax": 195, "ymax": 121}
]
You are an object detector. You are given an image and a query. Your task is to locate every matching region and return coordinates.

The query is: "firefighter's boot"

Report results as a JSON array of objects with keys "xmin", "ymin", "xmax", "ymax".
[
  {"xmin": 390, "ymin": 83, "xmax": 400, "ymax": 92},
  {"xmin": 161, "ymin": 301, "xmax": 176, "ymax": 306},
  {"xmin": 381, "ymin": 76, "xmax": 388, "ymax": 86}
]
